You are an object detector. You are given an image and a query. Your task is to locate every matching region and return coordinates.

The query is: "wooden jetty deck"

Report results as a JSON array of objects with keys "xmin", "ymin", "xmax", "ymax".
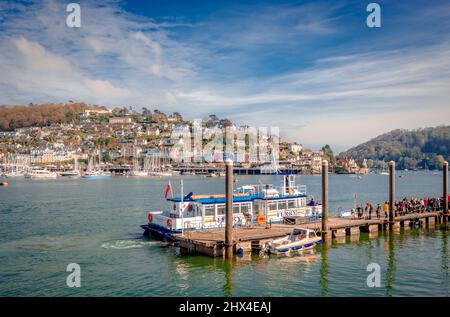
[
  {"xmin": 174, "ymin": 211, "xmax": 443, "ymax": 257},
  {"xmin": 175, "ymin": 160, "xmax": 448, "ymax": 258}
]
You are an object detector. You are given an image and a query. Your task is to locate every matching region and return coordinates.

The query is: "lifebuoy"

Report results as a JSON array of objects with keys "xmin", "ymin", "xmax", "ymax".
[
  {"xmin": 148, "ymin": 213, "xmax": 153, "ymax": 222},
  {"xmin": 257, "ymin": 214, "xmax": 265, "ymax": 225},
  {"xmin": 167, "ymin": 219, "xmax": 173, "ymax": 228},
  {"xmin": 188, "ymin": 204, "xmax": 193, "ymax": 212}
]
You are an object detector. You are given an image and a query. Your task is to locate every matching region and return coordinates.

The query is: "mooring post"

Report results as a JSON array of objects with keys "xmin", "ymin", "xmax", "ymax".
[
  {"xmin": 444, "ymin": 161, "xmax": 448, "ymax": 221},
  {"xmin": 321, "ymin": 160, "xmax": 329, "ymax": 242},
  {"xmin": 225, "ymin": 159, "xmax": 234, "ymax": 258},
  {"xmin": 389, "ymin": 161, "xmax": 396, "ymax": 230}
]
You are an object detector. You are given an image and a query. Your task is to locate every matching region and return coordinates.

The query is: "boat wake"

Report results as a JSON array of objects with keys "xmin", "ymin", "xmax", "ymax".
[{"xmin": 101, "ymin": 239, "xmax": 159, "ymax": 250}]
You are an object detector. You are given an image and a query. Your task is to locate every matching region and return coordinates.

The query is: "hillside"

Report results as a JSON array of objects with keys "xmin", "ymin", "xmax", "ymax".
[
  {"xmin": 339, "ymin": 126, "xmax": 450, "ymax": 170},
  {"xmin": 0, "ymin": 102, "xmax": 88, "ymax": 130}
]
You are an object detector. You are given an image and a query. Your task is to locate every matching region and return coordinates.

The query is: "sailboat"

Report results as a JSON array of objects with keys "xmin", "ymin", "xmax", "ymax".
[
  {"xmin": 82, "ymin": 151, "xmax": 111, "ymax": 179},
  {"xmin": 147, "ymin": 153, "xmax": 172, "ymax": 177},
  {"xmin": 2, "ymin": 154, "xmax": 26, "ymax": 178},
  {"xmin": 129, "ymin": 149, "xmax": 148, "ymax": 176},
  {"xmin": 60, "ymin": 156, "xmax": 81, "ymax": 177},
  {"xmin": 379, "ymin": 163, "xmax": 389, "ymax": 175}
]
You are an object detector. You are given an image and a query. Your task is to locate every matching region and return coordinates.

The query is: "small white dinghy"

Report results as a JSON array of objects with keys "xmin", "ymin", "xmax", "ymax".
[{"xmin": 264, "ymin": 228, "xmax": 322, "ymax": 255}]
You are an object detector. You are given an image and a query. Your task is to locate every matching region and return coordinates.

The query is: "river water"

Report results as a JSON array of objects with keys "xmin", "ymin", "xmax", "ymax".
[{"xmin": 0, "ymin": 171, "xmax": 448, "ymax": 296}]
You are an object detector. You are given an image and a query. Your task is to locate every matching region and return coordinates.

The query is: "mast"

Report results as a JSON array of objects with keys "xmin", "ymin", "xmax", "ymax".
[
  {"xmin": 181, "ymin": 179, "xmax": 184, "ymax": 234},
  {"xmin": 98, "ymin": 146, "xmax": 102, "ymax": 169},
  {"xmin": 74, "ymin": 155, "xmax": 79, "ymax": 172}
]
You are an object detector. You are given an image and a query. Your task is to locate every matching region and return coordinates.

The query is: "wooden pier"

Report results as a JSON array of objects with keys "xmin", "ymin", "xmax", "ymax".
[{"xmin": 174, "ymin": 211, "xmax": 443, "ymax": 257}]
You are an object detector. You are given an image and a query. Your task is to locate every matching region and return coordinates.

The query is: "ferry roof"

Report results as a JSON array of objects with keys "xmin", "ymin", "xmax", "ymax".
[{"xmin": 167, "ymin": 193, "xmax": 307, "ymax": 205}]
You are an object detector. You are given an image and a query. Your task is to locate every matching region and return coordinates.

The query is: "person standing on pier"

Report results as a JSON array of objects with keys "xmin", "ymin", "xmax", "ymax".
[
  {"xmin": 383, "ymin": 201, "xmax": 389, "ymax": 218},
  {"xmin": 420, "ymin": 199, "xmax": 425, "ymax": 213},
  {"xmin": 365, "ymin": 203, "xmax": 372, "ymax": 220},
  {"xmin": 376, "ymin": 203, "xmax": 381, "ymax": 219},
  {"xmin": 357, "ymin": 205, "xmax": 362, "ymax": 219}
]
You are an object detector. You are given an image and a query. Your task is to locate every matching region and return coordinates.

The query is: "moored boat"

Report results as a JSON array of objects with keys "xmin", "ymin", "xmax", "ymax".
[
  {"xmin": 129, "ymin": 170, "xmax": 148, "ymax": 177},
  {"xmin": 81, "ymin": 171, "xmax": 111, "ymax": 179},
  {"xmin": 148, "ymin": 171, "xmax": 172, "ymax": 177},
  {"xmin": 141, "ymin": 175, "xmax": 322, "ymax": 241},
  {"xmin": 24, "ymin": 169, "xmax": 57, "ymax": 179},
  {"xmin": 263, "ymin": 228, "xmax": 322, "ymax": 255},
  {"xmin": 59, "ymin": 170, "xmax": 80, "ymax": 177},
  {"xmin": 3, "ymin": 171, "xmax": 24, "ymax": 178}
]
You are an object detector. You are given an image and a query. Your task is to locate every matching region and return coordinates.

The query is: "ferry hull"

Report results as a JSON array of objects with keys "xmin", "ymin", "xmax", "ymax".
[{"xmin": 141, "ymin": 223, "xmax": 181, "ymax": 242}]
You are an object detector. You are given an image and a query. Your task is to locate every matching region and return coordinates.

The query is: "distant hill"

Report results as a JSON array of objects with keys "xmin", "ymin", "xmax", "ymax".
[{"xmin": 339, "ymin": 126, "xmax": 450, "ymax": 170}]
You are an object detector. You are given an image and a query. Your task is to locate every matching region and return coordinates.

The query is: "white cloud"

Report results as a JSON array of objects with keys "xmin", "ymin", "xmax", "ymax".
[
  {"xmin": 0, "ymin": 0, "xmax": 449, "ymax": 151},
  {"xmin": 0, "ymin": 37, "xmax": 130, "ymax": 102}
]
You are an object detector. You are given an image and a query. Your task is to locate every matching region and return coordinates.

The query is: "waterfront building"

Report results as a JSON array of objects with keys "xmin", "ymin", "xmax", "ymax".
[
  {"xmin": 289, "ymin": 142, "xmax": 302, "ymax": 154},
  {"xmin": 109, "ymin": 117, "xmax": 133, "ymax": 125}
]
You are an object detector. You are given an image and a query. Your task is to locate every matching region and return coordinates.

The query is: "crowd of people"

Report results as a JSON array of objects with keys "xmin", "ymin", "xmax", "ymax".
[{"xmin": 351, "ymin": 196, "xmax": 448, "ymax": 220}]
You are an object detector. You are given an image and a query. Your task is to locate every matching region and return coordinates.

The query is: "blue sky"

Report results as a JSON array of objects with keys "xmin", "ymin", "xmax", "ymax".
[{"xmin": 0, "ymin": 0, "xmax": 449, "ymax": 151}]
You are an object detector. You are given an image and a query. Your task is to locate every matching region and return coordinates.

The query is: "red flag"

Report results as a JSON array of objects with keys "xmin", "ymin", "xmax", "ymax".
[{"xmin": 164, "ymin": 182, "xmax": 171, "ymax": 199}]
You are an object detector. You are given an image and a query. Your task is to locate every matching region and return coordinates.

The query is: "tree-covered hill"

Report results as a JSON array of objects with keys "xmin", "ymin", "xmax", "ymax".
[
  {"xmin": 339, "ymin": 126, "xmax": 450, "ymax": 170},
  {"xmin": 0, "ymin": 102, "xmax": 88, "ymax": 130}
]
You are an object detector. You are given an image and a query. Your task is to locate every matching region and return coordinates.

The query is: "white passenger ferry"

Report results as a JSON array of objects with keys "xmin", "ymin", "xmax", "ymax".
[{"xmin": 141, "ymin": 175, "xmax": 322, "ymax": 241}]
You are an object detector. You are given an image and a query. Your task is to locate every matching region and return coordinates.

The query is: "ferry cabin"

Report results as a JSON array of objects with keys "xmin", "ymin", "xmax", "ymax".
[
  {"xmin": 142, "ymin": 175, "xmax": 322, "ymax": 240},
  {"xmin": 142, "ymin": 176, "xmax": 322, "ymax": 241},
  {"xmin": 172, "ymin": 195, "xmax": 308, "ymax": 226}
]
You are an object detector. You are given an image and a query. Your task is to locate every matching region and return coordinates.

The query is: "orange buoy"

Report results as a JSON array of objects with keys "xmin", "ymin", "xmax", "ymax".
[
  {"xmin": 166, "ymin": 219, "xmax": 173, "ymax": 228},
  {"xmin": 0, "ymin": 182, "xmax": 8, "ymax": 187},
  {"xmin": 256, "ymin": 214, "xmax": 265, "ymax": 225}
]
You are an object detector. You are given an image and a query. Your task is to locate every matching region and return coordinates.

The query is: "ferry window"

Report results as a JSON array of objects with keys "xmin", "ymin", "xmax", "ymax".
[
  {"xmin": 298, "ymin": 199, "xmax": 305, "ymax": 207},
  {"xmin": 258, "ymin": 201, "xmax": 265, "ymax": 212},
  {"xmin": 288, "ymin": 200, "xmax": 296, "ymax": 208},
  {"xmin": 233, "ymin": 204, "xmax": 240, "ymax": 214},
  {"xmin": 278, "ymin": 200, "xmax": 287, "ymax": 210},
  {"xmin": 204, "ymin": 205, "xmax": 215, "ymax": 217},
  {"xmin": 241, "ymin": 203, "xmax": 251, "ymax": 214},
  {"xmin": 217, "ymin": 204, "xmax": 225, "ymax": 216},
  {"xmin": 269, "ymin": 202, "xmax": 277, "ymax": 211}
]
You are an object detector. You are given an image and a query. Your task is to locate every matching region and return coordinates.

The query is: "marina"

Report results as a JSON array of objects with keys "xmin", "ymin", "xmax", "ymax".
[
  {"xmin": 0, "ymin": 0, "xmax": 449, "ymax": 303},
  {"xmin": 0, "ymin": 169, "xmax": 449, "ymax": 296}
]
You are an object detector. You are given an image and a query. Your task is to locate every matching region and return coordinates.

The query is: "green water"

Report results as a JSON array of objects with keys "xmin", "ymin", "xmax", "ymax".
[{"xmin": 0, "ymin": 172, "xmax": 448, "ymax": 296}]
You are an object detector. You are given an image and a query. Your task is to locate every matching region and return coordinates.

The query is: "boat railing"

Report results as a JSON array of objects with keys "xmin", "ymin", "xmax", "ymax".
[{"xmin": 234, "ymin": 184, "xmax": 307, "ymax": 196}]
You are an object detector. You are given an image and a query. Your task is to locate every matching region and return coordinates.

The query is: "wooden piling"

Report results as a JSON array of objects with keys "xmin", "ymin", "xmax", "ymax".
[
  {"xmin": 321, "ymin": 160, "xmax": 330, "ymax": 241},
  {"xmin": 444, "ymin": 161, "xmax": 448, "ymax": 220},
  {"xmin": 225, "ymin": 159, "xmax": 234, "ymax": 259},
  {"xmin": 389, "ymin": 161, "xmax": 396, "ymax": 230}
]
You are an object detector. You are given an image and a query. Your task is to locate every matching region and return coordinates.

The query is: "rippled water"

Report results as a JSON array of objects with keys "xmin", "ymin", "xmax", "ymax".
[{"xmin": 0, "ymin": 172, "xmax": 448, "ymax": 296}]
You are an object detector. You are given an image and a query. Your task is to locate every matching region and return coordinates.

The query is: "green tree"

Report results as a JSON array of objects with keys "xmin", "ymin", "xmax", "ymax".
[{"xmin": 321, "ymin": 144, "xmax": 336, "ymax": 165}]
